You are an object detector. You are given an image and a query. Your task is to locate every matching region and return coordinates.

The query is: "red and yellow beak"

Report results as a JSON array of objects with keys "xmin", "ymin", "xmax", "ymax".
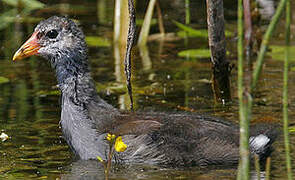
[{"xmin": 13, "ymin": 32, "xmax": 41, "ymax": 61}]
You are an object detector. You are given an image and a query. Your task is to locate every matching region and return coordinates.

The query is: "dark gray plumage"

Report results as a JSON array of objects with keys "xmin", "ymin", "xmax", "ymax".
[{"xmin": 19, "ymin": 16, "xmax": 277, "ymax": 167}]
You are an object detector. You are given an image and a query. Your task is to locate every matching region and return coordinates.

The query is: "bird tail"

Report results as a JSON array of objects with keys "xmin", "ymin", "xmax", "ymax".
[{"xmin": 249, "ymin": 124, "xmax": 278, "ymax": 160}]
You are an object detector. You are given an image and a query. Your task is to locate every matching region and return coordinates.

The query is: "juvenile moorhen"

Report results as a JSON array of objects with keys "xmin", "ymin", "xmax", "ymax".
[{"xmin": 13, "ymin": 16, "xmax": 276, "ymax": 166}]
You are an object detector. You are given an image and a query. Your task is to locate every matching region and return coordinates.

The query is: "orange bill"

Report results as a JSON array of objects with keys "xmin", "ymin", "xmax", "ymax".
[{"xmin": 13, "ymin": 32, "xmax": 40, "ymax": 61}]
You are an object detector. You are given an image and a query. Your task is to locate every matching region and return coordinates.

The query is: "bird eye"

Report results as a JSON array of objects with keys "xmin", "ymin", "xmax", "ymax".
[{"xmin": 46, "ymin": 30, "xmax": 58, "ymax": 39}]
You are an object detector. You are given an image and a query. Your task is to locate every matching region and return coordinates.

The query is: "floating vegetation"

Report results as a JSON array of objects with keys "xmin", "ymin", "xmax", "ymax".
[
  {"xmin": 136, "ymin": 18, "xmax": 157, "ymax": 26},
  {"xmin": 172, "ymin": 20, "xmax": 233, "ymax": 38},
  {"xmin": 85, "ymin": 36, "xmax": 111, "ymax": 47},
  {"xmin": 269, "ymin": 45, "xmax": 295, "ymax": 61},
  {"xmin": 37, "ymin": 90, "xmax": 60, "ymax": 96},
  {"xmin": 0, "ymin": 76, "xmax": 9, "ymax": 84},
  {"xmin": 177, "ymin": 49, "xmax": 211, "ymax": 58},
  {"xmin": 289, "ymin": 126, "xmax": 295, "ymax": 133},
  {"xmin": 177, "ymin": 30, "xmax": 208, "ymax": 38}
]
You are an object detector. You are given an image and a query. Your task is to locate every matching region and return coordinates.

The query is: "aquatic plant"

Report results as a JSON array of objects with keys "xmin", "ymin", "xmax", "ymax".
[
  {"xmin": 0, "ymin": 0, "xmax": 44, "ymax": 30},
  {"xmin": 97, "ymin": 133, "xmax": 127, "ymax": 180},
  {"xmin": 282, "ymin": 0, "xmax": 293, "ymax": 179},
  {"xmin": 237, "ymin": 0, "xmax": 293, "ymax": 179}
]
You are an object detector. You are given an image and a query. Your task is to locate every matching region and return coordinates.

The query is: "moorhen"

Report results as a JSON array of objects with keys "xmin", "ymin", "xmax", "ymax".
[{"xmin": 13, "ymin": 16, "xmax": 276, "ymax": 166}]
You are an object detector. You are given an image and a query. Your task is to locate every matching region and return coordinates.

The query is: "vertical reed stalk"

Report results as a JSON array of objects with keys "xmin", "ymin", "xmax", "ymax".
[
  {"xmin": 113, "ymin": 0, "xmax": 129, "ymax": 44},
  {"xmin": 185, "ymin": 0, "xmax": 190, "ymax": 24},
  {"xmin": 206, "ymin": 0, "xmax": 231, "ymax": 102},
  {"xmin": 265, "ymin": 157, "xmax": 271, "ymax": 180},
  {"xmin": 237, "ymin": 0, "xmax": 250, "ymax": 179},
  {"xmin": 243, "ymin": 0, "xmax": 252, "ymax": 58},
  {"xmin": 113, "ymin": 0, "xmax": 121, "ymax": 44},
  {"xmin": 283, "ymin": 0, "xmax": 293, "ymax": 179},
  {"xmin": 156, "ymin": 1, "xmax": 165, "ymax": 35},
  {"xmin": 138, "ymin": 0, "xmax": 156, "ymax": 46},
  {"xmin": 97, "ymin": 0, "xmax": 107, "ymax": 24},
  {"xmin": 251, "ymin": 0, "xmax": 287, "ymax": 90},
  {"xmin": 254, "ymin": 155, "xmax": 261, "ymax": 180},
  {"xmin": 184, "ymin": 0, "xmax": 190, "ymax": 50},
  {"xmin": 105, "ymin": 145, "xmax": 114, "ymax": 180}
]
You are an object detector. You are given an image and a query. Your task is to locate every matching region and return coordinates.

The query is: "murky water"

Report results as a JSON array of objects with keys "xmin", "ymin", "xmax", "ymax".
[{"xmin": 0, "ymin": 0, "xmax": 294, "ymax": 179}]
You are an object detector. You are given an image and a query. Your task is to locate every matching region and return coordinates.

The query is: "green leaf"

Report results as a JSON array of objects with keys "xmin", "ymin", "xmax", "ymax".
[
  {"xmin": 85, "ymin": 36, "xmax": 111, "ymax": 47},
  {"xmin": 289, "ymin": 126, "xmax": 295, "ymax": 133},
  {"xmin": 173, "ymin": 20, "xmax": 233, "ymax": 38},
  {"xmin": 0, "ymin": 76, "xmax": 9, "ymax": 84},
  {"xmin": 0, "ymin": 11, "xmax": 42, "ymax": 30},
  {"xmin": 45, "ymin": 4, "xmax": 96, "ymax": 15},
  {"xmin": 37, "ymin": 90, "xmax": 60, "ymax": 96},
  {"xmin": 136, "ymin": 18, "xmax": 157, "ymax": 26},
  {"xmin": 0, "ymin": 0, "xmax": 44, "ymax": 30},
  {"xmin": 177, "ymin": 30, "xmax": 208, "ymax": 38},
  {"xmin": 0, "ymin": 9, "xmax": 17, "ymax": 30},
  {"xmin": 178, "ymin": 49, "xmax": 211, "ymax": 58},
  {"xmin": 269, "ymin": 45, "xmax": 295, "ymax": 62},
  {"xmin": 97, "ymin": 156, "xmax": 104, "ymax": 162},
  {"xmin": 2, "ymin": 0, "xmax": 44, "ymax": 11}
]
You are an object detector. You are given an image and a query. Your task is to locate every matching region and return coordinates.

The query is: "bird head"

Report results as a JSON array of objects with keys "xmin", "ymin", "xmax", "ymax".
[{"xmin": 13, "ymin": 16, "xmax": 87, "ymax": 65}]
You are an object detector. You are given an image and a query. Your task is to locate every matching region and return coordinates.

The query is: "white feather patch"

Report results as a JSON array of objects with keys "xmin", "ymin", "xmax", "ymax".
[{"xmin": 249, "ymin": 134, "xmax": 270, "ymax": 150}]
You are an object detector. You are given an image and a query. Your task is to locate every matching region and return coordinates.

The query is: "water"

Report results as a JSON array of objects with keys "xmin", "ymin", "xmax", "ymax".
[{"xmin": 0, "ymin": 0, "xmax": 294, "ymax": 179}]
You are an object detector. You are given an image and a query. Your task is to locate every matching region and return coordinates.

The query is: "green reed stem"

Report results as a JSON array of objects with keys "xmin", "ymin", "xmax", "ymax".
[
  {"xmin": 237, "ymin": 0, "xmax": 250, "ymax": 179},
  {"xmin": 265, "ymin": 157, "xmax": 271, "ymax": 180},
  {"xmin": 254, "ymin": 155, "xmax": 261, "ymax": 180},
  {"xmin": 185, "ymin": 0, "xmax": 190, "ymax": 24},
  {"xmin": 251, "ymin": 0, "xmax": 287, "ymax": 90},
  {"xmin": 283, "ymin": 0, "xmax": 293, "ymax": 179},
  {"xmin": 105, "ymin": 145, "xmax": 114, "ymax": 180},
  {"xmin": 138, "ymin": 0, "xmax": 156, "ymax": 46}
]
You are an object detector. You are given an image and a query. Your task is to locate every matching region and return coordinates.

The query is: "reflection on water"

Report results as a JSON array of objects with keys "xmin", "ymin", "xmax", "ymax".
[
  {"xmin": 0, "ymin": 0, "xmax": 294, "ymax": 179},
  {"xmin": 61, "ymin": 160, "xmax": 239, "ymax": 180}
]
